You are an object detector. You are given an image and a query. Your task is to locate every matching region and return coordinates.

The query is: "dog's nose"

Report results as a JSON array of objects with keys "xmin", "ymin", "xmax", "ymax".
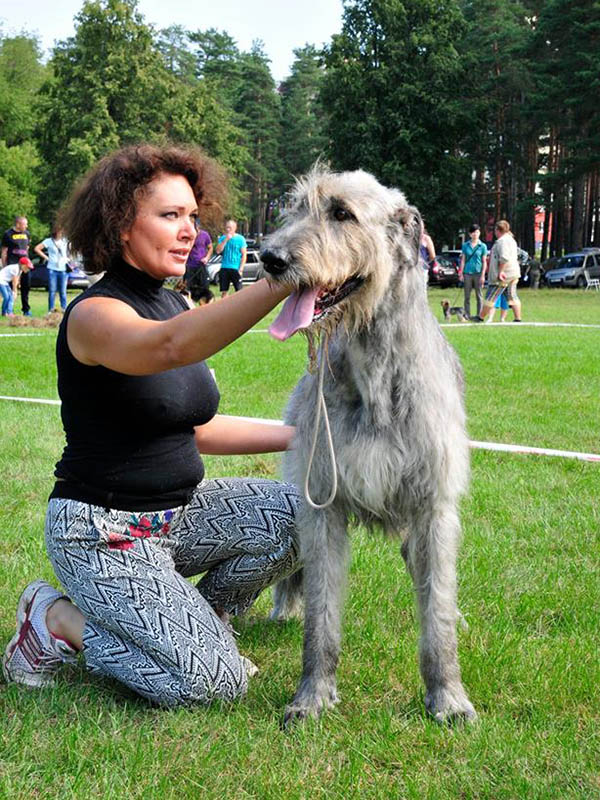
[{"xmin": 260, "ymin": 249, "xmax": 288, "ymax": 275}]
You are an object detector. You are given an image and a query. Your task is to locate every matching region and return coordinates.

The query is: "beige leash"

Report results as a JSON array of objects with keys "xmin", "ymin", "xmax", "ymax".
[{"xmin": 304, "ymin": 332, "xmax": 338, "ymax": 509}]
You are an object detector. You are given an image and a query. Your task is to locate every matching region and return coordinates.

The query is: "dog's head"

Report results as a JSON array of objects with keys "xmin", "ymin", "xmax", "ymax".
[
  {"xmin": 261, "ymin": 166, "xmax": 422, "ymax": 340},
  {"xmin": 441, "ymin": 300, "xmax": 450, "ymax": 311}
]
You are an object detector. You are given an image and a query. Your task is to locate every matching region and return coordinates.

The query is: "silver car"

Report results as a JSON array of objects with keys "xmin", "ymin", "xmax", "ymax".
[
  {"xmin": 544, "ymin": 248, "xmax": 600, "ymax": 288},
  {"xmin": 206, "ymin": 249, "xmax": 264, "ymax": 285}
]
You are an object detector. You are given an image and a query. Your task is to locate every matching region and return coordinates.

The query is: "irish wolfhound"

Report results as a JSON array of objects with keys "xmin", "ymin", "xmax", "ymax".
[{"xmin": 261, "ymin": 167, "xmax": 476, "ymax": 726}]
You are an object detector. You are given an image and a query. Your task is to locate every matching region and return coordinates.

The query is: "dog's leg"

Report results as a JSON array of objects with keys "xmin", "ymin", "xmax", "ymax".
[
  {"xmin": 270, "ymin": 569, "xmax": 304, "ymax": 621},
  {"xmin": 284, "ymin": 506, "xmax": 348, "ymax": 726},
  {"xmin": 405, "ymin": 503, "xmax": 476, "ymax": 724}
]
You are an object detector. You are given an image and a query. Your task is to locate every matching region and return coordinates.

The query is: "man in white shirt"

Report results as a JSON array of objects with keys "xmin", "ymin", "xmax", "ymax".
[{"xmin": 477, "ymin": 220, "xmax": 522, "ymax": 322}]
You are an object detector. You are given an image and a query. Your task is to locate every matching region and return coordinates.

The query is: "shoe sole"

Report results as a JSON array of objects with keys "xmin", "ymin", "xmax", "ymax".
[{"xmin": 2, "ymin": 580, "xmax": 56, "ymax": 688}]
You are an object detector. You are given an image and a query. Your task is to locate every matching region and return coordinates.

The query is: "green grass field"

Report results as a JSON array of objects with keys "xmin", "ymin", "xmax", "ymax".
[{"xmin": 0, "ymin": 286, "xmax": 599, "ymax": 799}]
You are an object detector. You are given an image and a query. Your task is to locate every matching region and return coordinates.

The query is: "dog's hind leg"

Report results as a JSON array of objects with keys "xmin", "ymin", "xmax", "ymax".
[
  {"xmin": 270, "ymin": 569, "xmax": 304, "ymax": 621},
  {"xmin": 284, "ymin": 506, "xmax": 348, "ymax": 726},
  {"xmin": 405, "ymin": 503, "xmax": 476, "ymax": 724}
]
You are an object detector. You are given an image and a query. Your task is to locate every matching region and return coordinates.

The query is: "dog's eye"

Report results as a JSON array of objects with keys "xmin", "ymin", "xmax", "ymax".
[{"xmin": 333, "ymin": 207, "xmax": 353, "ymax": 222}]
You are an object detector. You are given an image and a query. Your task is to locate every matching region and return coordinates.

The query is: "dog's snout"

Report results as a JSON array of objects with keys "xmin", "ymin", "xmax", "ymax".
[{"xmin": 261, "ymin": 249, "xmax": 288, "ymax": 275}]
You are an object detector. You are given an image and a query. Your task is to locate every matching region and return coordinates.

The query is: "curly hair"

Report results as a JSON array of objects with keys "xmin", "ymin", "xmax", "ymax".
[{"xmin": 59, "ymin": 144, "xmax": 227, "ymax": 274}]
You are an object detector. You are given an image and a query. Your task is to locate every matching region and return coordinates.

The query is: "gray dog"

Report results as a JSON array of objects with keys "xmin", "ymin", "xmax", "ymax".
[{"xmin": 261, "ymin": 167, "xmax": 476, "ymax": 726}]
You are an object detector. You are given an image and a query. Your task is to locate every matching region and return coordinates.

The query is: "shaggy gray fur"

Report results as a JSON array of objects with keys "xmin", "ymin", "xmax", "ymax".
[{"xmin": 261, "ymin": 168, "xmax": 476, "ymax": 726}]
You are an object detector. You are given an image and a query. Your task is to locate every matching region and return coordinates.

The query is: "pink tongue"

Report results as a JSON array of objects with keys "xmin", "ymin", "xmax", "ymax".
[{"xmin": 269, "ymin": 287, "xmax": 321, "ymax": 341}]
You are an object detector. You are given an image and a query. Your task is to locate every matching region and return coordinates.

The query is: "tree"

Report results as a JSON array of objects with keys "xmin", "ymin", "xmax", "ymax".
[
  {"xmin": 234, "ymin": 43, "xmax": 283, "ymax": 235},
  {"xmin": 322, "ymin": 0, "xmax": 472, "ymax": 244},
  {"xmin": 279, "ymin": 45, "xmax": 328, "ymax": 182},
  {"xmin": 0, "ymin": 33, "xmax": 46, "ymax": 236},
  {"xmin": 35, "ymin": 1, "xmax": 246, "ymax": 223},
  {"xmin": 155, "ymin": 25, "xmax": 197, "ymax": 85},
  {"xmin": 459, "ymin": 0, "xmax": 542, "ymax": 252},
  {"xmin": 533, "ymin": 0, "xmax": 600, "ymax": 254}
]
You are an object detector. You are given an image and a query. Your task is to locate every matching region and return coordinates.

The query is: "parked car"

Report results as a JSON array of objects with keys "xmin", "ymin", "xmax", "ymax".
[
  {"xmin": 543, "ymin": 249, "xmax": 600, "ymax": 288},
  {"xmin": 29, "ymin": 258, "xmax": 90, "ymax": 291},
  {"xmin": 439, "ymin": 250, "xmax": 462, "ymax": 271},
  {"xmin": 428, "ymin": 254, "xmax": 460, "ymax": 287},
  {"xmin": 206, "ymin": 250, "xmax": 264, "ymax": 285}
]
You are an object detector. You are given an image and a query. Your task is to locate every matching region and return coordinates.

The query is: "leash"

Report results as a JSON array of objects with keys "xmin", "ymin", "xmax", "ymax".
[{"xmin": 304, "ymin": 332, "xmax": 338, "ymax": 509}]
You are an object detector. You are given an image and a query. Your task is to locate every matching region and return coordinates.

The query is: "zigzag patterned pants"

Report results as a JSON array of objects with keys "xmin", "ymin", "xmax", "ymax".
[{"xmin": 45, "ymin": 477, "xmax": 301, "ymax": 707}]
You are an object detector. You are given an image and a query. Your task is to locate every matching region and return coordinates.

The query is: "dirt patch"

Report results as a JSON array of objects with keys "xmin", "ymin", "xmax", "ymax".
[{"xmin": 8, "ymin": 311, "xmax": 64, "ymax": 329}]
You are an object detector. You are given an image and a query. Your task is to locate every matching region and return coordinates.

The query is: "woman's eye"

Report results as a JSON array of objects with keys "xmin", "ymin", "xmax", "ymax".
[{"xmin": 333, "ymin": 207, "xmax": 352, "ymax": 222}]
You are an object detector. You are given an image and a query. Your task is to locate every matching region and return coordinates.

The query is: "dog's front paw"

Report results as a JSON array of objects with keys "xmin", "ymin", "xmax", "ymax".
[
  {"xmin": 283, "ymin": 681, "xmax": 339, "ymax": 728},
  {"xmin": 425, "ymin": 684, "xmax": 477, "ymax": 725}
]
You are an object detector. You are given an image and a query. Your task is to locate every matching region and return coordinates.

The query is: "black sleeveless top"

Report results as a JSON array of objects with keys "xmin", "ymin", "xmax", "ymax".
[{"xmin": 50, "ymin": 258, "xmax": 220, "ymax": 511}]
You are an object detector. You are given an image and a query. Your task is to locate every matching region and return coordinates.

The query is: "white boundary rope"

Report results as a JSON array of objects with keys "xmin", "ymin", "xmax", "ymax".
[
  {"xmin": 0, "ymin": 333, "xmax": 48, "ymax": 338},
  {"xmin": 0, "ymin": 395, "xmax": 599, "ymax": 463},
  {"xmin": 2, "ymin": 322, "xmax": 600, "ymax": 339}
]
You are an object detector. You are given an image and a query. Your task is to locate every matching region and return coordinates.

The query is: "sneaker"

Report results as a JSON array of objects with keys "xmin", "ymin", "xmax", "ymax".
[
  {"xmin": 23, "ymin": 311, "xmax": 32, "ymax": 317},
  {"xmin": 512, "ymin": 319, "xmax": 522, "ymax": 322},
  {"xmin": 470, "ymin": 315, "xmax": 484, "ymax": 323},
  {"xmin": 241, "ymin": 655, "xmax": 259, "ymax": 678},
  {"xmin": 3, "ymin": 580, "xmax": 77, "ymax": 688}
]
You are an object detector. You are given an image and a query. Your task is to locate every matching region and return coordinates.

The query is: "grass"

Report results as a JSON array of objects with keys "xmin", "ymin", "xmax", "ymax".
[{"xmin": 0, "ymin": 286, "xmax": 599, "ymax": 799}]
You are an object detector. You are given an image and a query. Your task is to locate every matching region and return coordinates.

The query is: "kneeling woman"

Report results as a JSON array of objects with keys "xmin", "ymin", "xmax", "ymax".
[{"xmin": 3, "ymin": 145, "xmax": 300, "ymax": 707}]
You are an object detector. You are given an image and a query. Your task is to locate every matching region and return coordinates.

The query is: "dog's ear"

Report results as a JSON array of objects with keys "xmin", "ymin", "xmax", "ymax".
[{"xmin": 390, "ymin": 205, "xmax": 422, "ymax": 267}]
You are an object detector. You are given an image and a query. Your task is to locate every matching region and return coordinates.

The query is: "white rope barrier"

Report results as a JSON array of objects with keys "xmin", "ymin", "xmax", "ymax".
[{"xmin": 1, "ymin": 395, "xmax": 598, "ymax": 463}]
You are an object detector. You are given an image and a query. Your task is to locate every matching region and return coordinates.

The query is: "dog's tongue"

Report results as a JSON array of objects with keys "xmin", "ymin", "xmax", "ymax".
[{"xmin": 269, "ymin": 287, "xmax": 320, "ymax": 341}]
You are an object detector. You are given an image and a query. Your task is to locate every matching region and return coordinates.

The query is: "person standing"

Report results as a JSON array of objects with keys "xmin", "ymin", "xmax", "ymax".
[
  {"xmin": 419, "ymin": 227, "xmax": 436, "ymax": 288},
  {"xmin": 34, "ymin": 227, "xmax": 70, "ymax": 312},
  {"xmin": 1, "ymin": 216, "xmax": 32, "ymax": 316},
  {"xmin": 216, "ymin": 220, "xmax": 246, "ymax": 298},
  {"xmin": 0, "ymin": 257, "xmax": 33, "ymax": 315},
  {"xmin": 459, "ymin": 224, "xmax": 487, "ymax": 319},
  {"xmin": 478, "ymin": 220, "xmax": 522, "ymax": 322},
  {"xmin": 184, "ymin": 220, "xmax": 213, "ymax": 302},
  {"xmin": 528, "ymin": 258, "xmax": 541, "ymax": 290}
]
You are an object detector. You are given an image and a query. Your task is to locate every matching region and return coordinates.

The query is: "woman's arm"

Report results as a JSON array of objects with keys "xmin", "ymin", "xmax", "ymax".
[
  {"xmin": 202, "ymin": 242, "xmax": 213, "ymax": 263},
  {"xmin": 426, "ymin": 235, "xmax": 436, "ymax": 261},
  {"xmin": 194, "ymin": 415, "xmax": 295, "ymax": 455},
  {"xmin": 67, "ymin": 276, "xmax": 290, "ymax": 376},
  {"xmin": 33, "ymin": 242, "xmax": 48, "ymax": 260}
]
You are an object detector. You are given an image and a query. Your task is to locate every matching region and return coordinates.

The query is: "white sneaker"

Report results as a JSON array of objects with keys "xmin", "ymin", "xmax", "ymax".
[{"xmin": 3, "ymin": 580, "xmax": 77, "ymax": 688}]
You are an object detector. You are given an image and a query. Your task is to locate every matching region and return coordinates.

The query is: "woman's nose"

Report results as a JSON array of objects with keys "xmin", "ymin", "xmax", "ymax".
[{"xmin": 180, "ymin": 218, "xmax": 196, "ymax": 239}]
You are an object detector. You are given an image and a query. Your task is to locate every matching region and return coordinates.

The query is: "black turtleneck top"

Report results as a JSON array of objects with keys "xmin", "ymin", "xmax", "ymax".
[{"xmin": 50, "ymin": 258, "xmax": 220, "ymax": 511}]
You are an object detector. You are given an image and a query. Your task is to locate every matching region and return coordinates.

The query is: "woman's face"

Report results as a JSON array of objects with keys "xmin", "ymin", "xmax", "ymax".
[{"xmin": 120, "ymin": 173, "xmax": 198, "ymax": 279}]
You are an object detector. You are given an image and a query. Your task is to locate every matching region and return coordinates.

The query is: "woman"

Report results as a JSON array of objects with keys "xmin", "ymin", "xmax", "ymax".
[
  {"xmin": 3, "ymin": 144, "xmax": 300, "ymax": 707},
  {"xmin": 419, "ymin": 227, "xmax": 436, "ymax": 288},
  {"xmin": 478, "ymin": 220, "xmax": 522, "ymax": 322},
  {"xmin": 34, "ymin": 227, "xmax": 70, "ymax": 312}
]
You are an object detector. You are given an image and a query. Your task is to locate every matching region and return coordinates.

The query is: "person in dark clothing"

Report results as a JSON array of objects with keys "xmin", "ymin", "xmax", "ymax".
[
  {"xmin": 1, "ymin": 215, "xmax": 32, "ymax": 315},
  {"xmin": 2, "ymin": 144, "xmax": 300, "ymax": 707},
  {"xmin": 184, "ymin": 220, "xmax": 213, "ymax": 304}
]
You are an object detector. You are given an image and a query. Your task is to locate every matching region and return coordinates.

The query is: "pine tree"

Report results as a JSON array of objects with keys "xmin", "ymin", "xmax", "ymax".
[{"xmin": 322, "ymin": 0, "xmax": 471, "ymax": 244}]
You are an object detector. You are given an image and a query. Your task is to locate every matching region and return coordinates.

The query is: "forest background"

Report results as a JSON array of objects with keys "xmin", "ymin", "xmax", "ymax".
[{"xmin": 0, "ymin": 0, "xmax": 598, "ymax": 258}]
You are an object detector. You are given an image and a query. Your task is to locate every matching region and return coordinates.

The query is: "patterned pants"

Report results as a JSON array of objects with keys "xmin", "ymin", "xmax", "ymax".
[{"xmin": 45, "ymin": 478, "xmax": 301, "ymax": 708}]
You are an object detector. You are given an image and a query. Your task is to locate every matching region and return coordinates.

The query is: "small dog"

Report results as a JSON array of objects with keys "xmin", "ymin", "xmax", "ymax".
[{"xmin": 441, "ymin": 300, "xmax": 469, "ymax": 323}]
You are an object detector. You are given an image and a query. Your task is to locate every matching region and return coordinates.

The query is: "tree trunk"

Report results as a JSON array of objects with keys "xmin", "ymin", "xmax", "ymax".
[{"xmin": 571, "ymin": 174, "xmax": 585, "ymax": 251}]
